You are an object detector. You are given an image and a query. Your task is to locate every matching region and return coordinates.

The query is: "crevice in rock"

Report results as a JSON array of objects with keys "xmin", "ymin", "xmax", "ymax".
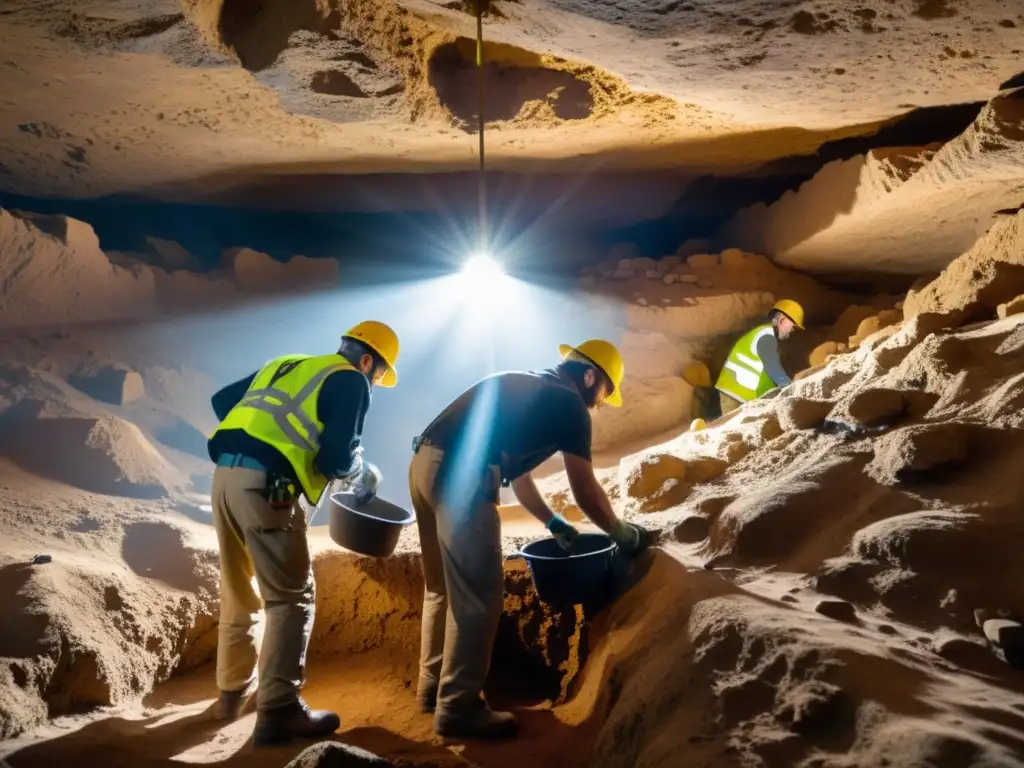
[{"xmin": 428, "ymin": 38, "xmax": 593, "ymax": 129}]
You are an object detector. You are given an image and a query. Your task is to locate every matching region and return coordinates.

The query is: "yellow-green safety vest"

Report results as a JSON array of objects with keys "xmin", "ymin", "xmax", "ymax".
[
  {"xmin": 211, "ymin": 353, "xmax": 357, "ymax": 504},
  {"xmin": 715, "ymin": 324, "xmax": 778, "ymax": 403}
]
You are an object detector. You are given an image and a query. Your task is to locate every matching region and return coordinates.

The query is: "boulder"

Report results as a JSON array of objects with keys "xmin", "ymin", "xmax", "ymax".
[
  {"xmin": 720, "ymin": 248, "xmax": 746, "ymax": 267},
  {"xmin": 67, "ymin": 362, "xmax": 145, "ymax": 405},
  {"xmin": 687, "ymin": 254, "xmax": 719, "ymax": 269},
  {"xmin": 663, "ymin": 273, "xmax": 678, "ymax": 285},
  {"xmin": 223, "ymin": 248, "xmax": 339, "ymax": 294},
  {"xmin": 809, "ymin": 341, "xmax": 840, "ymax": 367},
  {"xmin": 777, "ymin": 398, "xmax": 832, "ymax": 431},
  {"xmin": 676, "ymin": 238, "xmax": 711, "ymax": 257}
]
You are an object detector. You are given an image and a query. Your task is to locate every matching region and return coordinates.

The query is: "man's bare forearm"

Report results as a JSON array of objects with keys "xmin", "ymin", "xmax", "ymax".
[{"xmin": 511, "ymin": 474, "xmax": 555, "ymax": 526}]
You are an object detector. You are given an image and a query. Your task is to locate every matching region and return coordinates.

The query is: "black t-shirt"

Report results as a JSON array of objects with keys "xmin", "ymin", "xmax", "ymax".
[{"xmin": 421, "ymin": 369, "xmax": 592, "ymax": 482}]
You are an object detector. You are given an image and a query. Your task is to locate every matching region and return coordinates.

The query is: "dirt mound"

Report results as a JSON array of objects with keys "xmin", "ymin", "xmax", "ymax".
[
  {"xmin": 0, "ymin": 464, "xmax": 218, "ymax": 740},
  {"xmin": 0, "ymin": 210, "xmax": 158, "ymax": 330},
  {"xmin": 0, "ymin": 404, "xmax": 186, "ymax": 499}
]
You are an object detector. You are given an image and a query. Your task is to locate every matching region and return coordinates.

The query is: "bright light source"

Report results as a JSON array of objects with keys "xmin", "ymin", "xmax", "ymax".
[{"xmin": 460, "ymin": 253, "xmax": 504, "ymax": 283}]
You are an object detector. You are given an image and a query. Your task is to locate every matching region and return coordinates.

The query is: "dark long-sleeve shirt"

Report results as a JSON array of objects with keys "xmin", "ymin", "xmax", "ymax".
[
  {"xmin": 755, "ymin": 332, "xmax": 791, "ymax": 387},
  {"xmin": 208, "ymin": 367, "xmax": 370, "ymax": 488}
]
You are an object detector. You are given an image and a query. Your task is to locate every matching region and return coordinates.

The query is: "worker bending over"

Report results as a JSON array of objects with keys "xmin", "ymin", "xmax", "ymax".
[
  {"xmin": 206, "ymin": 321, "xmax": 400, "ymax": 746},
  {"xmin": 716, "ymin": 299, "xmax": 804, "ymax": 414},
  {"xmin": 409, "ymin": 339, "xmax": 649, "ymax": 739}
]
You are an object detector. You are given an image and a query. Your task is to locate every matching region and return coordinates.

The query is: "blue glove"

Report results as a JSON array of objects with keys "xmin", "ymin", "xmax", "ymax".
[{"xmin": 547, "ymin": 515, "xmax": 580, "ymax": 553}]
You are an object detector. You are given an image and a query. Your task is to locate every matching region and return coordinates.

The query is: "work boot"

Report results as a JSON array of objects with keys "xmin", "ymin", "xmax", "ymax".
[
  {"xmin": 212, "ymin": 688, "xmax": 246, "ymax": 722},
  {"xmin": 435, "ymin": 699, "xmax": 519, "ymax": 739},
  {"xmin": 416, "ymin": 679, "xmax": 439, "ymax": 714},
  {"xmin": 252, "ymin": 698, "xmax": 340, "ymax": 747}
]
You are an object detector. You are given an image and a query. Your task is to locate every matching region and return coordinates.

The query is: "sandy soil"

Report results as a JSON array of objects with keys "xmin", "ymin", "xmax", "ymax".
[
  {"xmin": 5, "ymin": 201, "xmax": 1024, "ymax": 767},
  {"xmin": 0, "ymin": 0, "xmax": 1021, "ymax": 208}
]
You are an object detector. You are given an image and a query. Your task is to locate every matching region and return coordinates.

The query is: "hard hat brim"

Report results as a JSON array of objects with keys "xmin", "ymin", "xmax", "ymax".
[
  {"xmin": 559, "ymin": 344, "xmax": 622, "ymax": 408},
  {"xmin": 379, "ymin": 367, "xmax": 397, "ymax": 387}
]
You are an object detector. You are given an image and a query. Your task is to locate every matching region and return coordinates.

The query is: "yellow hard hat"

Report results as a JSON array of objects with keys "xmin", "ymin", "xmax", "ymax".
[
  {"xmin": 343, "ymin": 320, "xmax": 399, "ymax": 387},
  {"xmin": 772, "ymin": 299, "xmax": 805, "ymax": 329},
  {"xmin": 683, "ymin": 361, "xmax": 712, "ymax": 388},
  {"xmin": 558, "ymin": 339, "xmax": 624, "ymax": 407}
]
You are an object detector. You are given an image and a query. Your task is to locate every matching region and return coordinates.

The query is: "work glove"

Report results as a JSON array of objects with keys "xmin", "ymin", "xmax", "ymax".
[
  {"xmin": 611, "ymin": 520, "xmax": 650, "ymax": 558},
  {"xmin": 352, "ymin": 462, "xmax": 382, "ymax": 505},
  {"xmin": 546, "ymin": 514, "xmax": 580, "ymax": 553}
]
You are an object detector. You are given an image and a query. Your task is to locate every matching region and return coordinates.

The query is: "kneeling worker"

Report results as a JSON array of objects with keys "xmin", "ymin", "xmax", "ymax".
[
  {"xmin": 409, "ymin": 339, "xmax": 650, "ymax": 739},
  {"xmin": 716, "ymin": 299, "xmax": 804, "ymax": 415},
  {"xmin": 206, "ymin": 321, "xmax": 400, "ymax": 746}
]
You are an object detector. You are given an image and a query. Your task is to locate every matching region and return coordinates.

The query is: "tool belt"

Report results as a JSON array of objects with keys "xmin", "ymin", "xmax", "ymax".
[{"xmin": 216, "ymin": 452, "xmax": 298, "ymax": 510}]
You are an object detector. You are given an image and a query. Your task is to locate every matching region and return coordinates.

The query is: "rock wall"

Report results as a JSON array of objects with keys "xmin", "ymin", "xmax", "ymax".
[
  {"xmin": 715, "ymin": 90, "xmax": 1024, "ymax": 274},
  {"xmin": 0, "ymin": 208, "xmax": 342, "ymax": 330},
  {"xmin": 581, "ymin": 248, "xmax": 866, "ymax": 450}
]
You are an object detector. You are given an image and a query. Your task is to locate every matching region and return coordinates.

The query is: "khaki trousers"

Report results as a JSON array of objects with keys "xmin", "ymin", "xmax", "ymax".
[
  {"xmin": 211, "ymin": 465, "xmax": 315, "ymax": 710},
  {"xmin": 409, "ymin": 445, "xmax": 504, "ymax": 713},
  {"xmin": 719, "ymin": 391, "xmax": 743, "ymax": 415}
]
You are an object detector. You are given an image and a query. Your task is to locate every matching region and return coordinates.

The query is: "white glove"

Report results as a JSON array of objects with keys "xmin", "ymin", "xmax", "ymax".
[{"xmin": 352, "ymin": 462, "xmax": 382, "ymax": 504}]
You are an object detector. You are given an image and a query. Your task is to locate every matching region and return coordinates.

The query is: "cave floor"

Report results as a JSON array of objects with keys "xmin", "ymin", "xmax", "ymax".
[{"xmin": 3, "ymin": 650, "xmax": 590, "ymax": 768}]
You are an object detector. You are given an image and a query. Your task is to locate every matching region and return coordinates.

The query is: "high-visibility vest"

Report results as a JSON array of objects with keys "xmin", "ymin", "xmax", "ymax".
[
  {"xmin": 715, "ymin": 324, "xmax": 778, "ymax": 403},
  {"xmin": 211, "ymin": 354, "xmax": 358, "ymax": 503}
]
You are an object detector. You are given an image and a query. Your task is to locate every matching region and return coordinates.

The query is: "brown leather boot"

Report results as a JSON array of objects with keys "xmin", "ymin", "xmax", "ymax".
[
  {"xmin": 417, "ymin": 679, "xmax": 439, "ymax": 714},
  {"xmin": 212, "ymin": 689, "xmax": 246, "ymax": 722},
  {"xmin": 252, "ymin": 698, "xmax": 340, "ymax": 747},
  {"xmin": 435, "ymin": 699, "xmax": 519, "ymax": 739}
]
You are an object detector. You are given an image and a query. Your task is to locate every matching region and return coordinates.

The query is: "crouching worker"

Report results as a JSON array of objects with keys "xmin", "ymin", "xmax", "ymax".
[
  {"xmin": 715, "ymin": 299, "xmax": 804, "ymax": 415},
  {"xmin": 206, "ymin": 321, "xmax": 400, "ymax": 746},
  {"xmin": 409, "ymin": 339, "xmax": 650, "ymax": 739}
]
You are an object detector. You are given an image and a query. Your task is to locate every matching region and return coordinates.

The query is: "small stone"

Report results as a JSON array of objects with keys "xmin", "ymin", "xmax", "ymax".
[
  {"xmin": 31, "ymin": 554, "xmax": 52, "ymax": 565},
  {"xmin": 637, "ymin": 297, "xmax": 648, "ymax": 306},
  {"xmin": 663, "ymin": 273, "xmax": 678, "ymax": 284},
  {"xmin": 673, "ymin": 515, "xmax": 710, "ymax": 543},
  {"xmin": 687, "ymin": 253, "xmax": 719, "ymax": 269},
  {"xmin": 696, "ymin": 277, "xmax": 713, "ymax": 289},
  {"xmin": 677, "ymin": 273, "xmax": 700, "ymax": 283},
  {"xmin": 815, "ymin": 599, "xmax": 857, "ymax": 623},
  {"xmin": 781, "ymin": 594, "xmax": 798, "ymax": 604}
]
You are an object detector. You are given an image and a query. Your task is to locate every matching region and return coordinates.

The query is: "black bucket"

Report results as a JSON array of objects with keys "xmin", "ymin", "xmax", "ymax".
[
  {"xmin": 518, "ymin": 532, "xmax": 617, "ymax": 605},
  {"xmin": 328, "ymin": 492, "xmax": 415, "ymax": 558}
]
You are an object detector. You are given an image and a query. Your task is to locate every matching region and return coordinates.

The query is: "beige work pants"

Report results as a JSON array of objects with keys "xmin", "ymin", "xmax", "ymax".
[
  {"xmin": 211, "ymin": 465, "xmax": 315, "ymax": 711},
  {"xmin": 409, "ymin": 445, "xmax": 504, "ymax": 713},
  {"xmin": 719, "ymin": 391, "xmax": 743, "ymax": 415}
]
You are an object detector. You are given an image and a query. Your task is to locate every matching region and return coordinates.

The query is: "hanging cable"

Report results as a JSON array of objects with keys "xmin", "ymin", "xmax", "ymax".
[{"xmin": 475, "ymin": 0, "xmax": 487, "ymax": 255}]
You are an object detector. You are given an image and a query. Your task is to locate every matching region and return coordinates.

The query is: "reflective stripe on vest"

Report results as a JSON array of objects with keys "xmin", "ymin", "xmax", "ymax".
[
  {"xmin": 715, "ymin": 324, "xmax": 777, "ymax": 403},
  {"xmin": 211, "ymin": 354, "xmax": 357, "ymax": 503}
]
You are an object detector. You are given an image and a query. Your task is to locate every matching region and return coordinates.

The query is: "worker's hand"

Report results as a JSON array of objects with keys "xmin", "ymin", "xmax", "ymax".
[
  {"xmin": 611, "ymin": 520, "xmax": 649, "ymax": 557},
  {"xmin": 546, "ymin": 514, "xmax": 580, "ymax": 553},
  {"xmin": 352, "ymin": 462, "xmax": 382, "ymax": 504}
]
